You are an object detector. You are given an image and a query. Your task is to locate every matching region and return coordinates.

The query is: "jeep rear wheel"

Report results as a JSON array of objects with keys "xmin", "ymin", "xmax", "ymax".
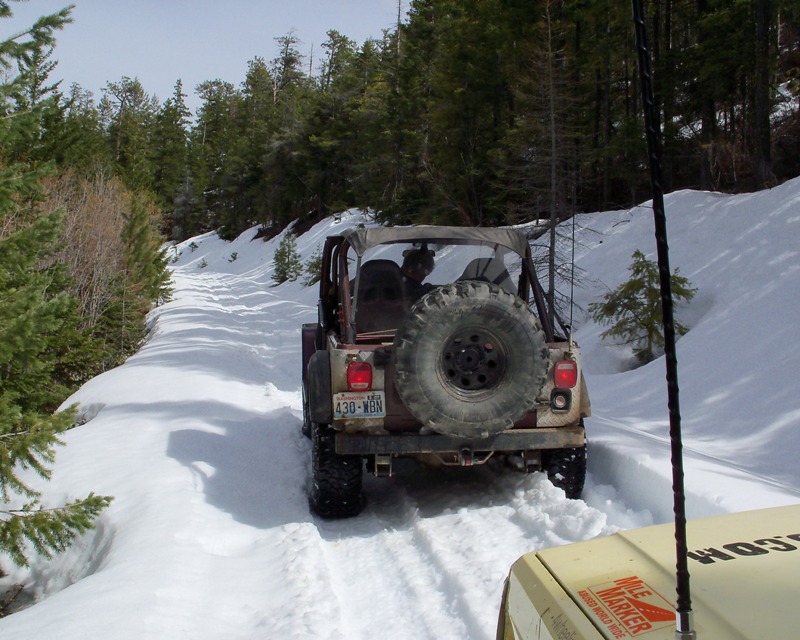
[
  {"xmin": 392, "ymin": 281, "xmax": 549, "ymax": 438},
  {"xmin": 309, "ymin": 423, "xmax": 364, "ymax": 519},
  {"xmin": 541, "ymin": 445, "xmax": 586, "ymax": 499},
  {"xmin": 301, "ymin": 384, "xmax": 312, "ymax": 439}
]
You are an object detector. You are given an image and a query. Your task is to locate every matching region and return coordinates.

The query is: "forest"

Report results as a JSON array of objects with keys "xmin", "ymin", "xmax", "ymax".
[{"xmin": 30, "ymin": 0, "xmax": 800, "ymax": 243}]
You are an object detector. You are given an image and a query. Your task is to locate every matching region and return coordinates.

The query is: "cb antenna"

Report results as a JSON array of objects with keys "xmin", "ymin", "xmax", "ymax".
[{"xmin": 631, "ymin": 0, "xmax": 695, "ymax": 638}]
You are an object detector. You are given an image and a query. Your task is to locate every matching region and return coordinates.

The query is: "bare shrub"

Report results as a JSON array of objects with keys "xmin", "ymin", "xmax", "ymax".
[{"xmin": 42, "ymin": 171, "xmax": 129, "ymax": 327}]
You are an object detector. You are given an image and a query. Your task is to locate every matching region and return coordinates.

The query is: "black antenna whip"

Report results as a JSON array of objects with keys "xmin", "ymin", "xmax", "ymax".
[{"xmin": 630, "ymin": 1, "xmax": 696, "ymax": 638}]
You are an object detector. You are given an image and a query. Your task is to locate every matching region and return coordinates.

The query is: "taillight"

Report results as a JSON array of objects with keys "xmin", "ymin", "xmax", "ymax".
[
  {"xmin": 553, "ymin": 360, "xmax": 578, "ymax": 389},
  {"xmin": 347, "ymin": 362, "xmax": 373, "ymax": 391}
]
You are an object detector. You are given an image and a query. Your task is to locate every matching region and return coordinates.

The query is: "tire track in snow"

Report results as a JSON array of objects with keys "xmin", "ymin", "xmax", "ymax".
[
  {"xmin": 319, "ymin": 471, "xmax": 565, "ymax": 640},
  {"xmin": 399, "ymin": 479, "xmax": 567, "ymax": 640},
  {"xmin": 408, "ymin": 508, "xmax": 522, "ymax": 640},
  {"xmin": 170, "ymin": 263, "xmax": 631, "ymax": 639},
  {"xmin": 260, "ymin": 522, "xmax": 351, "ymax": 640},
  {"xmin": 314, "ymin": 506, "xmax": 471, "ymax": 640},
  {"xmin": 344, "ymin": 467, "xmax": 625, "ymax": 640}
]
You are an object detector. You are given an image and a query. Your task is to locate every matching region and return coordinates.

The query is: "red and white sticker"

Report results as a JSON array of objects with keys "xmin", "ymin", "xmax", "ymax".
[{"xmin": 578, "ymin": 576, "xmax": 674, "ymax": 638}]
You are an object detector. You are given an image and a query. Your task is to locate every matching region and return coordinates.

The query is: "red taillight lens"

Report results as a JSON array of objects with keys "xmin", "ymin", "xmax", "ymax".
[
  {"xmin": 347, "ymin": 362, "xmax": 373, "ymax": 391},
  {"xmin": 553, "ymin": 360, "xmax": 578, "ymax": 389}
]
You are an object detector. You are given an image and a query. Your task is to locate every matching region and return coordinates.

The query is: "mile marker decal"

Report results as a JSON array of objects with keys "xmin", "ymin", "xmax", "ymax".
[{"xmin": 578, "ymin": 576, "xmax": 674, "ymax": 637}]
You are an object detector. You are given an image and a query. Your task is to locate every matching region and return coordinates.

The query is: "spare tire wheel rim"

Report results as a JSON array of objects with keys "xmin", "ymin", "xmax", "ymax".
[{"xmin": 439, "ymin": 328, "xmax": 507, "ymax": 397}]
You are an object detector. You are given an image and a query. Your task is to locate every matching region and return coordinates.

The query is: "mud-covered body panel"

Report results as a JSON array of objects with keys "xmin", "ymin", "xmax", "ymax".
[{"xmin": 324, "ymin": 336, "xmax": 588, "ymax": 439}]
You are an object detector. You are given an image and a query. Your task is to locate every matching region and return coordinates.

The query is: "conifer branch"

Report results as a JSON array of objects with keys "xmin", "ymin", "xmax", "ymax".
[{"xmin": 0, "ymin": 494, "xmax": 112, "ymax": 567}]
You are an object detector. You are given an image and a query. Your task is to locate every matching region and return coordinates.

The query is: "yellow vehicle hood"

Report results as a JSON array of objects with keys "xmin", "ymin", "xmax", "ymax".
[{"xmin": 502, "ymin": 504, "xmax": 800, "ymax": 640}]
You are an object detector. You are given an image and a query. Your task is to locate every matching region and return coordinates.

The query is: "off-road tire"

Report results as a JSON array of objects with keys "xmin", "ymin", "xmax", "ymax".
[
  {"xmin": 301, "ymin": 384, "xmax": 312, "ymax": 439},
  {"xmin": 542, "ymin": 445, "xmax": 586, "ymax": 499},
  {"xmin": 309, "ymin": 423, "xmax": 364, "ymax": 519},
  {"xmin": 392, "ymin": 281, "xmax": 549, "ymax": 438}
]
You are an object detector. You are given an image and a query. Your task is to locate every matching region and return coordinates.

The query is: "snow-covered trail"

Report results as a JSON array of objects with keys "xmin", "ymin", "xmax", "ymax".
[
  {"xmin": 149, "ymin": 266, "xmax": 637, "ymax": 640},
  {"xmin": 4, "ymin": 180, "xmax": 800, "ymax": 639},
  {"xmin": 1, "ymin": 259, "xmax": 641, "ymax": 639}
]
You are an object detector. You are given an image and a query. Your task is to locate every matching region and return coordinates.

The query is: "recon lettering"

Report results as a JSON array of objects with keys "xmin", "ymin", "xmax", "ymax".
[{"xmin": 689, "ymin": 533, "xmax": 800, "ymax": 565}]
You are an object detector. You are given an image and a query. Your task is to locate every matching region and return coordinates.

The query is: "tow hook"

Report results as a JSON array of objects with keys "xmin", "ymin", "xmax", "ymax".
[
  {"xmin": 459, "ymin": 448, "xmax": 474, "ymax": 467},
  {"xmin": 374, "ymin": 454, "xmax": 393, "ymax": 477}
]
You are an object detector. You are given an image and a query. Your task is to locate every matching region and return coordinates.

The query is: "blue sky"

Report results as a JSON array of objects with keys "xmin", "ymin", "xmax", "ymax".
[{"xmin": 8, "ymin": 0, "xmax": 410, "ymax": 113}]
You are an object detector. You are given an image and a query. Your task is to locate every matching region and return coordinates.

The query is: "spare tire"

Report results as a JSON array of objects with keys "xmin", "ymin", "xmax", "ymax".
[{"xmin": 392, "ymin": 281, "xmax": 549, "ymax": 438}]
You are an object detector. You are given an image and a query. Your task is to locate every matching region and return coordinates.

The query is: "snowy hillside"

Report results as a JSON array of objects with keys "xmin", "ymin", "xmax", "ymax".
[{"xmin": 1, "ymin": 179, "xmax": 799, "ymax": 639}]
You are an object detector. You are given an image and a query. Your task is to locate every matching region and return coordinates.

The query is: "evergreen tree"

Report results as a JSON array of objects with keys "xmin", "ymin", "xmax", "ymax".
[
  {"xmin": 215, "ymin": 58, "xmax": 278, "ymax": 238},
  {"xmin": 45, "ymin": 83, "xmax": 110, "ymax": 172},
  {"xmin": 123, "ymin": 194, "xmax": 172, "ymax": 304},
  {"xmin": 343, "ymin": 38, "xmax": 394, "ymax": 210},
  {"xmin": 99, "ymin": 76, "xmax": 159, "ymax": 191},
  {"xmin": 114, "ymin": 193, "xmax": 172, "ymax": 352},
  {"xmin": 302, "ymin": 245, "xmax": 323, "ymax": 287},
  {"xmin": 271, "ymin": 232, "xmax": 303, "ymax": 285},
  {"xmin": 152, "ymin": 80, "xmax": 191, "ymax": 214},
  {"xmin": 189, "ymin": 79, "xmax": 237, "ymax": 234},
  {"xmin": 361, "ymin": 0, "xmax": 538, "ymax": 225},
  {"xmin": 491, "ymin": 1, "xmax": 582, "ymax": 327},
  {"xmin": 271, "ymin": 31, "xmax": 306, "ymax": 113},
  {"xmin": 11, "ymin": 43, "xmax": 61, "ymax": 164},
  {"xmin": 0, "ymin": 1, "xmax": 111, "ymax": 570},
  {"xmin": 251, "ymin": 34, "xmax": 319, "ymax": 230},
  {"xmin": 589, "ymin": 250, "xmax": 697, "ymax": 364},
  {"xmin": 299, "ymin": 31, "xmax": 360, "ymax": 219}
]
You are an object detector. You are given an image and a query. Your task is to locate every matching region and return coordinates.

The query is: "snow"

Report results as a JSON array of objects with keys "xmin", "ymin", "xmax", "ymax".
[{"xmin": 2, "ymin": 180, "xmax": 800, "ymax": 639}]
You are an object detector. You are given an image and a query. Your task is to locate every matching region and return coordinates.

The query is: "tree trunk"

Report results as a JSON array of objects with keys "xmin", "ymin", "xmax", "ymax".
[
  {"xmin": 697, "ymin": 0, "xmax": 716, "ymax": 190},
  {"xmin": 753, "ymin": 0, "xmax": 773, "ymax": 187}
]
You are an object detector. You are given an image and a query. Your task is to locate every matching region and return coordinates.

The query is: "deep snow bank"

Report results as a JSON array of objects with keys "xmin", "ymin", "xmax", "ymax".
[{"xmin": 570, "ymin": 178, "xmax": 800, "ymax": 517}]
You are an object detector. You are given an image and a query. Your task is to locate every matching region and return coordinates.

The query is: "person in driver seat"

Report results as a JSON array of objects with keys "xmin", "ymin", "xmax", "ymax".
[{"xmin": 400, "ymin": 246, "xmax": 435, "ymax": 301}]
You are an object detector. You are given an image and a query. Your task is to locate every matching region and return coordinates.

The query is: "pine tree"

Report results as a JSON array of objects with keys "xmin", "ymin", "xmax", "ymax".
[
  {"xmin": 0, "ymin": 2, "xmax": 112, "ymax": 570},
  {"xmin": 99, "ymin": 76, "xmax": 159, "ymax": 192},
  {"xmin": 589, "ymin": 250, "xmax": 697, "ymax": 364},
  {"xmin": 342, "ymin": 38, "xmax": 392, "ymax": 211},
  {"xmin": 260, "ymin": 33, "xmax": 320, "ymax": 228},
  {"xmin": 215, "ymin": 57, "xmax": 278, "ymax": 238},
  {"xmin": 302, "ymin": 245, "xmax": 323, "ymax": 287},
  {"xmin": 189, "ymin": 79, "xmax": 237, "ymax": 234},
  {"xmin": 112, "ymin": 193, "xmax": 172, "ymax": 354},
  {"xmin": 298, "ymin": 31, "xmax": 360, "ymax": 219},
  {"xmin": 490, "ymin": 0, "xmax": 581, "ymax": 328},
  {"xmin": 271, "ymin": 232, "xmax": 303, "ymax": 285},
  {"xmin": 44, "ymin": 83, "xmax": 110, "ymax": 171},
  {"xmin": 152, "ymin": 80, "xmax": 191, "ymax": 212}
]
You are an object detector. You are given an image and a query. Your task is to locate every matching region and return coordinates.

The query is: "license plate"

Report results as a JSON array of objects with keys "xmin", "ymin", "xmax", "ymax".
[{"xmin": 333, "ymin": 391, "xmax": 386, "ymax": 419}]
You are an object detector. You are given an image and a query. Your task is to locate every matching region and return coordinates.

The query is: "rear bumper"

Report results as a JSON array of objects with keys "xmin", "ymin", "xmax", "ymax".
[{"xmin": 336, "ymin": 425, "xmax": 585, "ymax": 455}]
